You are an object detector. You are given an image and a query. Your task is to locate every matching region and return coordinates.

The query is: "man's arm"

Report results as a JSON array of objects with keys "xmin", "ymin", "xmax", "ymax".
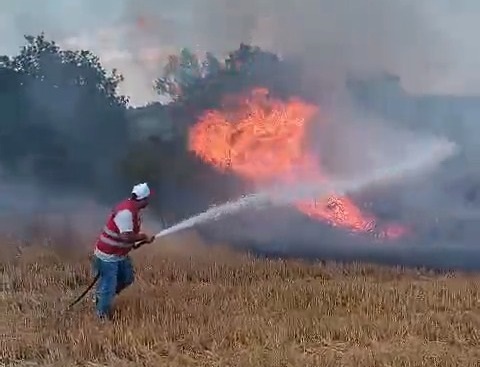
[{"xmin": 113, "ymin": 210, "xmax": 149, "ymax": 243}]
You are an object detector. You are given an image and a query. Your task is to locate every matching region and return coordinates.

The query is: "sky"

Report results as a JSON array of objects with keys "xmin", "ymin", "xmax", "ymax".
[{"xmin": 1, "ymin": 0, "xmax": 480, "ymax": 106}]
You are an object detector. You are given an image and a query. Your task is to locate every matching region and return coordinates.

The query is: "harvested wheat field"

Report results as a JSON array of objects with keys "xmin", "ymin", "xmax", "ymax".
[{"xmin": 1, "ymin": 230, "xmax": 480, "ymax": 367}]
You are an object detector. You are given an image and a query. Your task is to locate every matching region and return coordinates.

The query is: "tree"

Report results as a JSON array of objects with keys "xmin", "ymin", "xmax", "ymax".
[
  {"xmin": 153, "ymin": 43, "xmax": 303, "ymax": 114},
  {"xmin": 0, "ymin": 37, "xmax": 300, "ymax": 220},
  {"xmin": 140, "ymin": 44, "xmax": 300, "ymax": 217},
  {"xmin": 0, "ymin": 33, "xmax": 131, "ymax": 203},
  {"xmin": 201, "ymin": 52, "xmax": 221, "ymax": 77},
  {"xmin": 154, "ymin": 48, "xmax": 202, "ymax": 103}
]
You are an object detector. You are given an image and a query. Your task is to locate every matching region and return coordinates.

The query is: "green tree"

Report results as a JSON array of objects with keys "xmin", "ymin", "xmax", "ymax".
[
  {"xmin": 153, "ymin": 43, "xmax": 300, "ymax": 113},
  {"xmin": 154, "ymin": 48, "xmax": 202, "ymax": 103},
  {"xmin": 0, "ymin": 33, "xmax": 130, "ymax": 203},
  {"xmin": 202, "ymin": 52, "xmax": 221, "ymax": 77}
]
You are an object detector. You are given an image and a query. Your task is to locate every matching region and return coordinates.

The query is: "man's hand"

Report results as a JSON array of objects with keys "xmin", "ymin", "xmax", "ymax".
[
  {"xmin": 133, "ymin": 234, "xmax": 155, "ymax": 249},
  {"xmin": 134, "ymin": 233, "xmax": 157, "ymax": 243},
  {"xmin": 137, "ymin": 233, "xmax": 148, "ymax": 242},
  {"xmin": 137, "ymin": 233, "xmax": 155, "ymax": 244},
  {"xmin": 145, "ymin": 235, "xmax": 156, "ymax": 244}
]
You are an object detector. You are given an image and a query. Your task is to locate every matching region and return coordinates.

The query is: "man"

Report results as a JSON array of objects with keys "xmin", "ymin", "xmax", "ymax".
[{"xmin": 92, "ymin": 182, "xmax": 155, "ymax": 320}]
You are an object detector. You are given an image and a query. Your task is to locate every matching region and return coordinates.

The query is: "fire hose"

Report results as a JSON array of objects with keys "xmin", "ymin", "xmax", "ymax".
[{"xmin": 66, "ymin": 239, "xmax": 150, "ymax": 310}]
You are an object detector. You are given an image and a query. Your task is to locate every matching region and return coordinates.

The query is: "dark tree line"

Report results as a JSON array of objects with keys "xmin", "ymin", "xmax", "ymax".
[
  {"xmin": 0, "ymin": 34, "xmax": 301, "ymax": 221},
  {"xmin": 0, "ymin": 34, "xmax": 129, "ymax": 201}
]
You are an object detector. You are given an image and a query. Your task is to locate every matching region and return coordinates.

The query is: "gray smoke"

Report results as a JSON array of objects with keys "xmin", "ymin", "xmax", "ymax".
[
  {"xmin": 3, "ymin": 1, "xmax": 480, "ymax": 270},
  {"xmin": 190, "ymin": 0, "xmax": 448, "ymax": 93},
  {"xmin": 0, "ymin": 1, "xmax": 473, "ymax": 105}
]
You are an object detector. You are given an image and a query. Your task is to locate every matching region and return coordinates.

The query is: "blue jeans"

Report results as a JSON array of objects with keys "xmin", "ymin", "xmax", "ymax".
[{"xmin": 92, "ymin": 256, "xmax": 135, "ymax": 318}]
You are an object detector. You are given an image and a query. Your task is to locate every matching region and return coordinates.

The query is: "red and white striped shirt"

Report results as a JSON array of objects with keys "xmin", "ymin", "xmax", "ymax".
[{"xmin": 94, "ymin": 199, "xmax": 141, "ymax": 262}]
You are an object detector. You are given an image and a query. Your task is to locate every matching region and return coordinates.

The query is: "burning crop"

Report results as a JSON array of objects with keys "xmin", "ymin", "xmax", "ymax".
[{"xmin": 188, "ymin": 87, "xmax": 407, "ymax": 240}]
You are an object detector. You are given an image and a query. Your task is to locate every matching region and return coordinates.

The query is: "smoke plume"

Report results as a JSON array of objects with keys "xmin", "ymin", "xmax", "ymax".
[
  {"xmin": 3, "ymin": 1, "xmax": 480, "ymax": 271},
  {"xmin": 0, "ymin": 0, "xmax": 456, "ymax": 105}
]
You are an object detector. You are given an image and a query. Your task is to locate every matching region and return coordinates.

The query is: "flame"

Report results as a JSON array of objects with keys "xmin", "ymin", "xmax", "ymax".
[{"xmin": 188, "ymin": 87, "xmax": 407, "ymax": 240}]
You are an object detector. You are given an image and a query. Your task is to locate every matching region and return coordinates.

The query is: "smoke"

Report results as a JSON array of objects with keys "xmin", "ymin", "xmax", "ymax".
[
  {"xmin": 3, "ymin": 0, "xmax": 480, "ymax": 271},
  {"xmin": 190, "ymin": 0, "xmax": 448, "ymax": 94},
  {"xmin": 0, "ymin": 171, "xmax": 164, "ymax": 248},
  {"xmin": 117, "ymin": 0, "xmax": 448, "ymax": 103},
  {"xmin": 0, "ymin": 0, "xmax": 465, "ymax": 105},
  {"xmin": 0, "ymin": 174, "xmax": 105, "ymax": 244},
  {"xmin": 171, "ymin": 1, "xmax": 480, "ymax": 268},
  {"xmin": 214, "ymin": 88, "xmax": 480, "ymax": 270}
]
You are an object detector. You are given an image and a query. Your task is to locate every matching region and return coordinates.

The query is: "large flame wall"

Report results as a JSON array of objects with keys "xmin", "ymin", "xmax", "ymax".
[{"xmin": 188, "ymin": 87, "xmax": 406, "ymax": 240}]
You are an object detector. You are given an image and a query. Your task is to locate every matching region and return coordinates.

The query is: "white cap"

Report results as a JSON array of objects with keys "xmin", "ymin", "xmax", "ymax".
[{"xmin": 131, "ymin": 182, "xmax": 150, "ymax": 200}]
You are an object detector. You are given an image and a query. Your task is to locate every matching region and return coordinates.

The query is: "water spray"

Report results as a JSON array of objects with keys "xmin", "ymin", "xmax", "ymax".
[
  {"xmin": 150, "ymin": 137, "xmax": 457, "ymax": 241},
  {"xmin": 66, "ymin": 137, "xmax": 456, "ymax": 311}
]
